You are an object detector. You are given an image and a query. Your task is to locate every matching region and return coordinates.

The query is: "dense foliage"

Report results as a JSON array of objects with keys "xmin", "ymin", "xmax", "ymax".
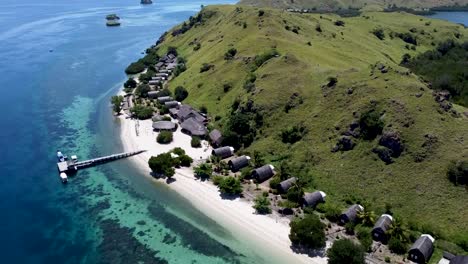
[
  {"xmin": 359, "ymin": 108, "xmax": 384, "ymax": 140},
  {"xmin": 174, "ymin": 86, "xmax": 189, "ymax": 101},
  {"xmin": 130, "ymin": 105, "xmax": 153, "ymax": 120},
  {"xmin": 280, "ymin": 124, "xmax": 307, "ymax": 144},
  {"xmin": 124, "ymin": 78, "xmax": 137, "ymax": 89},
  {"xmin": 289, "ymin": 214, "xmax": 325, "ymax": 249},
  {"xmin": 253, "ymin": 194, "xmax": 271, "ymax": 214},
  {"xmin": 110, "ymin": 95, "xmax": 124, "ymax": 113},
  {"xmin": 447, "ymin": 160, "xmax": 468, "ymax": 186},
  {"xmin": 148, "ymin": 153, "xmax": 176, "ymax": 177},
  {"xmin": 135, "ymin": 84, "xmax": 151, "ymax": 97},
  {"xmin": 403, "ymin": 40, "xmax": 468, "ymax": 106},
  {"xmin": 194, "ymin": 163, "xmax": 212, "ymax": 179},
  {"xmin": 327, "ymin": 239, "xmax": 365, "ymax": 264},
  {"xmin": 191, "ymin": 136, "xmax": 201, "ymax": 148},
  {"xmin": 157, "ymin": 131, "xmax": 173, "ymax": 144},
  {"xmin": 224, "ymin": 48, "xmax": 237, "ymax": 60},
  {"xmin": 217, "ymin": 177, "xmax": 242, "ymax": 195}
]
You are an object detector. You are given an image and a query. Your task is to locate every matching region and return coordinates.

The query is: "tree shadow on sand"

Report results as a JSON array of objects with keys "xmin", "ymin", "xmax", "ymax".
[
  {"xmin": 219, "ymin": 193, "xmax": 243, "ymax": 201},
  {"xmin": 290, "ymin": 244, "xmax": 326, "ymax": 258}
]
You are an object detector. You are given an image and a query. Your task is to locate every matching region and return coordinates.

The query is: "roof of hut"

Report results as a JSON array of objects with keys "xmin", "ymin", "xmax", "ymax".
[
  {"xmin": 157, "ymin": 96, "xmax": 172, "ymax": 103},
  {"xmin": 177, "ymin": 105, "xmax": 206, "ymax": 123},
  {"xmin": 147, "ymin": 91, "xmax": 158, "ymax": 97},
  {"xmin": 409, "ymin": 235, "xmax": 435, "ymax": 262},
  {"xmin": 277, "ymin": 177, "xmax": 297, "ymax": 193},
  {"xmin": 252, "ymin": 165, "xmax": 275, "ymax": 182},
  {"xmin": 340, "ymin": 204, "xmax": 364, "ymax": 224},
  {"xmin": 228, "ymin": 156, "xmax": 250, "ymax": 172},
  {"xmin": 302, "ymin": 191, "xmax": 326, "ymax": 207},
  {"xmin": 164, "ymin": 101, "xmax": 180, "ymax": 108},
  {"xmin": 180, "ymin": 117, "xmax": 207, "ymax": 136},
  {"xmin": 373, "ymin": 214, "xmax": 393, "ymax": 232},
  {"xmin": 450, "ymin": 256, "xmax": 468, "ymax": 264},
  {"xmin": 152, "ymin": 121, "xmax": 176, "ymax": 131},
  {"xmin": 212, "ymin": 146, "xmax": 234, "ymax": 159},
  {"xmin": 209, "ymin": 129, "xmax": 223, "ymax": 145}
]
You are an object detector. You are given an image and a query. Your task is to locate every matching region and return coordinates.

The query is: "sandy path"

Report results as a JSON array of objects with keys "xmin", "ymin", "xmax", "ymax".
[{"xmin": 117, "ymin": 113, "xmax": 326, "ymax": 264}]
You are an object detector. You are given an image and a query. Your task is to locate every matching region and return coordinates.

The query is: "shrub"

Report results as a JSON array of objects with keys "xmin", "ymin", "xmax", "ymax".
[
  {"xmin": 130, "ymin": 105, "xmax": 153, "ymax": 120},
  {"xmin": 224, "ymin": 48, "xmax": 237, "ymax": 60},
  {"xmin": 315, "ymin": 24, "xmax": 322, "ymax": 32},
  {"xmin": 258, "ymin": 10, "xmax": 264, "ymax": 16},
  {"xmin": 125, "ymin": 61, "xmax": 146, "ymax": 74},
  {"xmin": 334, "ymin": 20, "xmax": 345, "ymax": 26},
  {"xmin": 320, "ymin": 203, "xmax": 342, "ymax": 222},
  {"xmin": 174, "ymin": 86, "xmax": 188, "ymax": 101},
  {"xmin": 157, "ymin": 131, "xmax": 173, "ymax": 144},
  {"xmin": 199, "ymin": 105, "xmax": 208, "ymax": 114},
  {"xmin": 254, "ymin": 49, "xmax": 279, "ymax": 67},
  {"xmin": 397, "ymin": 32, "xmax": 417, "ymax": 45},
  {"xmin": 193, "ymin": 42, "xmax": 201, "ymax": 51},
  {"xmin": 289, "ymin": 214, "xmax": 326, "ymax": 249},
  {"xmin": 359, "ymin": 108, "xmax": 384, "ymax": 140},
  {"xmin": 388, "ymin": 237, "xmax": 407, "ymax": 254},
  {"xmin": 171, "ymin": 147, "xmax": 185, "ymax": 156},
  {"xmin": 328, "ymin": 239, "xmax": 365, "ymax": 264},
  {"xmin": 356, "ymin": 226, "xmax": 373, "ymax": 252},
  {"xmin": 286, "ymin": 185, "xmax": 303, "ymax": 204},
  {"xmin": 253, "ymin": 194, "xmax": 271, "ymax": 214},
  {"xmin": 167, "ymin": 46, "xmax": 178, "ymax": 56},
  {"xmin": 269, "ymin": 176, "xmax": 281, "ymax": 189},
  {"xmin": 191, "ymin": 136, "xmax": 201, "ymax": 148},
  {"xmin": 124, "ymin": 78, "xmax": 137, "ymax": 89},
  {"xmin": 223, "ymin": 83, "xmax": 232, "ymax": 92},
  {"xmin": 281, "ymin": 124, "xmax": 307, "ymax": 144},
  {"xmin": 372, "ymin": 28, "xmax": 385, "ymax": 40},
  {"xmin": 135, "ymin": 83, "xmax": 151, "ymax": 97},
  {"xmin": 148, "ymin": 153, "xmax": 176, "ymax": 177},
  {"xmin": 173, "ymin": 63, "xmax": 187, "ymax": 77},
  {"xmin": 178, "ymin": 154, "xmax": 193, "ymax": 167},
  {"xmin": 345, "ymin": 222, "xmax": 356, "ymax": 235},
  {"xmin": 447, "ymin": 160, "xmax": 468, "ymax": 185},
  {"xmin": 194, "ymin": 163, "xmax": 212, "ymax": 179},
  {"xmin": 111, "ymin": 95, "xmax": 124, "ymax": 113},
  {"xmin": 200, "ymin": 63, "xmax": 214, "ymax": 73},
  {"xmin": 218, "ymin": 177, "xmax": 242, "ymax": 195},
  {"xmin": 327, "ymin": 77, "xmax": 338, "ymax": 87}
]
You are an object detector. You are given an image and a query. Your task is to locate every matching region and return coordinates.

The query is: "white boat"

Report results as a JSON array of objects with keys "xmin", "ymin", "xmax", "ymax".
[{"xmin": 59, "ymin": 172, "xmax": 68, "ymax": 183}]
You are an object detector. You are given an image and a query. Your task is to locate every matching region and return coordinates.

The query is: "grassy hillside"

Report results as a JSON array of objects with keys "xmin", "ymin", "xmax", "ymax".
[
  {"xmin": 152, "ymin": 5, "xmax": 468, "ymax": 249},
  {"xmin": 238, "ymin": 0, "xmax": 467, "ymax": 10}
]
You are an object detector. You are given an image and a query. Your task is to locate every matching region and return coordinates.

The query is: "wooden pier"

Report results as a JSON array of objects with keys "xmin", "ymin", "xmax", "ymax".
[{"xmin": 57, "ymin": 150, "xmax": 145, "ymax": 173}]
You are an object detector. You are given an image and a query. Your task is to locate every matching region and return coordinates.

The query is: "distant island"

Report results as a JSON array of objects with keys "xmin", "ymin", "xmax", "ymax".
[
  {"xmin": 141, "ymin": 0, "xmax": 153, "ymax": 4},
  {"xmin": 106, "ymin": 14, "xmax": 120, "ymax": 27}
]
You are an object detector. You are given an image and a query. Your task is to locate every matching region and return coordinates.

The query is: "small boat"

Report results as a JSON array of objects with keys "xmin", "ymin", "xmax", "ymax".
[
  {"xmin": 59, "ymin": 172, "xmax": 68, "ymax": 183},
  {"xmin": 57, "ymin": 151, "xmax": 65, "ymax": 162}
]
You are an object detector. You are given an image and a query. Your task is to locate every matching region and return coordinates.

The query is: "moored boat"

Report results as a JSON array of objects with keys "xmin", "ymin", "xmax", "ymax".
[{"xmin": 59, "ymin": 172, "xmax": 68, "ymax": 183}]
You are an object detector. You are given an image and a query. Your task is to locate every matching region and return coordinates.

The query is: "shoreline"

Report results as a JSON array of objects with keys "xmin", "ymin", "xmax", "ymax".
[{"xmin": 116, "ymin": 105, "xmax": 326, "ymax": 264}]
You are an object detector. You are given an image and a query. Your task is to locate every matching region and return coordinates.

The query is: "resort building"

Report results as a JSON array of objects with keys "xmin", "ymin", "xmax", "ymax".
[
  {"xmin": 228, "ymin": 156, "xmax": 250, "ymax": 172},
  {"xmin": 164, "ymin": 101, "xmax": 180, "ymax": 109},
  {"xmin": 209, "ymin": 129, "xmax": 223, "ymax": 146},
  {"xmin": 152, "ymin": 121, "xmax": 177, "ymax": 132},
  {"xmin": 302, "ymin": 191, "xmax": 326, "ymax": 208},
  {"xmin": 277, "ymin": 177, "xmax": 297, "ymax": 193},
  {"xmin": 176, "ymin": 105, "xmax": 207, "ymax": 123},
  {"xmin": 212, "ymin": 146, "xmax": 234, "ymax": 159},
  {"xmin": 180, "ymin": 117, "xmax": 207, "ymax": 137},
  {"xmin": 252, "ymin": 165, "xmax": 275, "ymax": 183},
  {"xmin": 339, "ymin": 204, "xmax": 364, "ymax": 225},
  {"xmin": 408, "ymin": 234, "xmax": 435, "ymax": 264},
  {"xmin": 157, "ymin": 96, "xmax": 173, "ymax": 103},
  {"xmin": 372, "ymin": 214, "xmax": 393, "ymax": 243}
]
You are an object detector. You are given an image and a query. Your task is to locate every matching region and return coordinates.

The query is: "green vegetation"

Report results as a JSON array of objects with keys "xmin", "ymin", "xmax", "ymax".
[
  {"xmin": 148, "ymin": 153, "xmax": 176, "ymax": 177},
  {"xmin": 155, "ymin": 5, "xmax": 468, "ymax": 245},
  {"xmin": 157, "ymin": 131, "xmax": 173, "ymax": 144},
  {"xmin": 124, "ymin": 78, "xmax": 137, "ymax": 90},
  {"xmin": 194, "ymin": 163, "xmax": 212, "ymax": 179},
  {"xmin": 359, "ymin": 107, "xmax": 384, "ymax": 140},
  {"xmin": 191, "ymin": 136, "xmax": 201, "ymax": 148},
  {"xmin": 224, "ymin": 48, "xmax": 237, "ymax": 60},
  {"xmin": 110, "ymin": 95, "xmax": 124, "ymax": 113},
  {"xmin": 135, "ymin": 83, "xmax": 151, "ymax": 97},
  {"xmin": 327, "ymin": 239, "xmax": 365, "ymax": 264},
  {"xmin": 356, "ymin": 226, "xmax": 373, "ymax": 252},
  {"xmin": 447, "ymin": 160, "xmax": 468, "ymax": 186},
  {"xmin": 130, "ymin": 105, "xmax": 153, "ymax": 120},
  {"xmin": 289, "ymin": 214, "xmax": 325, "ymax": 249},
  {"xmin": 174, "ymin": 86, "xmax": 189, "ymax": 101},
  {"xmin": 217, "ymin": 177, "xmax": 243, "ymax": 195},
  {"xmin": 253, "ymin": 194, "xmax": 271, "ymax": 214},
  {"xmin": 125, "ymin": 61, "xmax": 146, "ymax": 74}
]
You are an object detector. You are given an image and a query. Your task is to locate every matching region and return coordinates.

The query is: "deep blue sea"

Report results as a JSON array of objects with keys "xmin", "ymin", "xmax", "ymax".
[{"xmin": 0, "ymin": 1, "xmax": 466, "ymax": 262}]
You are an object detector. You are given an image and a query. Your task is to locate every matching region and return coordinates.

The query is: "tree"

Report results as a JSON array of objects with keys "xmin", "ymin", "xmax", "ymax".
[
  {"xmin": 148, "ymin": 153, "xmax": 175, "ymax": 177},
  {"xmin": 224, "ymin": 48, "xmax": 237, "ymax": 60},
  {"xmin": 191, "ymin": 136, "xmax": 201, "ymax": 148},
  {"xmin": 135, "ymin": 83, "xmax": 151, "ymax": 97},
  {"xmin": 194, "ymin": 163, "xmax": 212, "ymax": 179},
  {"xmin": 372, "ymin": 28, "xmax": 385, "ymax": 40},
  {"xmin": 328, "ymin": 239, "xmax": 365, "ymax": 264},
  {"xmin": 388, "ymin": 237, "xmax": 408, "ymax": 254},
  {"xmin": 157, "ymin": 131, "xmax": 173, "ymax": 144},
  {"xmin": 359, "ymin": 108, "xmax": 384, "ymax": 140},
  {"xmin": 252, "ymin": 151, "xmax": 265, "ymax": 168},
  {"xmin": 110, "ymin": 95, "xmax": 124, "ymax": 114},
  {"xmin": 178, "ymin": 154, "xmax": 193, "ymax": 167},
  {"xmin": 218, "ymin": 177, "xmax": 242, "ymax": 195},
  {"xmin": 130, "ymin": 105, "xmax": 153, "ymax": 120},
  {"xmin": 286, "ymin": 185, "xmax": 303, "ymax": 204},
  {"xmin": 357, "ymin": 208, "xmax": 376, "ymax": 227},
  {"xmin": 174, "ymin": 86, "xmax": 188, "ymax": 101},
  {"xmin": 125, "ymin": 61, "xmax": 145, "ymax": 74},
  {"xmin": 447, "ymin": 160, "xmax": 468, "ymax": 185},
  {"xmin": 289, "ymin": 214, "xmax": 325, "ymax": 249},
  {"xmin": 387, "ymin": 217, "xmax": 408, "ymax": 243},
  {"xmin": 253, "ymin": 194, "xmax": 271, "ymax": 214},
  {"xmin": 124, "ymin": 78, "xmax": 137, "ymax": 89}
]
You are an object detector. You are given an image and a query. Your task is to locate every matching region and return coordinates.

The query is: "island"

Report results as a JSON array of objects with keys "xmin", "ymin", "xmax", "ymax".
[{"xmin": 112, "ymin": 4, "xmax": 468, "ymax": 264}]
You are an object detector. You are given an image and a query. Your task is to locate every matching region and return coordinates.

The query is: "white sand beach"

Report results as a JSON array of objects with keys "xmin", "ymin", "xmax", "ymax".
[{"xmin": 118, "ymin": 113, "xmax": 326, "ymax": 264}]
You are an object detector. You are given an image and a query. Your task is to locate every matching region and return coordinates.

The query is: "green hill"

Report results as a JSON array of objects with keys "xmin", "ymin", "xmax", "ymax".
[
  {"xmin": 141, "ymin": 5, "xmax": 468, "ymax": 252},
  {"xmin": 238, "ymin": 0, "xmax": 468, "ymax": 10}
]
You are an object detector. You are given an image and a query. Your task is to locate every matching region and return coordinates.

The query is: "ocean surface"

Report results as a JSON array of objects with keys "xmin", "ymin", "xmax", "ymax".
[
  {"xmin": 0, "ymin": 1, "xmax": 466, "ymax": 263},
  {"xmin": 429, "ymin": 11, "xmax": 468, "ymax": 26}
]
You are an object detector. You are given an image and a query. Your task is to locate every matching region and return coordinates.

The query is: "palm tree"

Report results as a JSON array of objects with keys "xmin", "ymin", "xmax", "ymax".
[
  {"xmin": 387, "ymin": 217, "xmax": 409, "ymax": 242},
  {"xmin": 357, "ymin": 208, "xmax": 376, "ymax": 227}
]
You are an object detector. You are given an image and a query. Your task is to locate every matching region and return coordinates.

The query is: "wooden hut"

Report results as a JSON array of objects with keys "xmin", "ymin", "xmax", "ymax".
[
  {"xmin": 408, "ymin": 234, "xmax": 435, "ymax": 264},
  {"xmin": 164, "ymin": 101, "xmax": 180, "ymax": 109},
  {"xmin": 372, "ymin": 214, "xmax": 393, "ymax": 243},
  {"xmin": 252, "ymin": 165, "xmax": 275, "ymax": 183},
  {"xmin": 277, "ymin": 177, "xmax": 297, "ymax": 193},
  {"xmin": 228, "ymin": 156, "xmax": 250, "ymax": 172},
  {"xmin": 449, "ymin": 256, "xmax": 468, "ymax": 264},
  {"xmin": 212, "ymin": 146, "xmax": 234, "ymax": 159},
  {"xmin": 209, "ymin": 129, "xmax": 223, "ymax": 146},
  {"xmin": 147, "ymin": 91, "xmax": 158, "ymax": 98},
  {"xmin": 339, "ymin": 204, "xmax": 364, "ymax": 225},
  {"xmin": 302, "ymin": 191, "xmax": 326, "ymax": 208},
  {"xmin": 180, "ymin": 117, "xmax": 207, "ymax": 137},
  {"xmin": 152, "ymin": 121, "xmax": 177, "ymax": 132},
  {"xmin": 157, "ymin": 96, "xmax": 172, "ymax": 103}
]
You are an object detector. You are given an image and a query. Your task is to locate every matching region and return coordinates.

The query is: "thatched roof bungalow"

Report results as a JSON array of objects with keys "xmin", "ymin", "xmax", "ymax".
[
  {"xmin": 212, "ymin": 146, "xmax": 234, "ymax": 159},
  {"xmin": 302, "ymin": 191, "xmax": 326, "ymax": 208},
  {"xmin": 180, "ymin": 117, "xmax": 207, "ymax": 137},
  {"xmin": 147, "ymin": 91, "xmax": 158, "ymax": 98},
  {"xmin": 157, "ymin": 96, "xmax": 173, "ymax": 103},
  {"xmin": 155, "ymin": 73, "xmax": 169, "ymax": 77},
  {"xmin": 408, "ymin": 234, "xmax": 435, "ymax": 264},
  {"xmin": 252, "ymin": 165, "xmax": 275, "ymax": 183},
  {"xmin": 152, "ymin": 121, "xmax": 177, "ymax": 132},
  {"xmin": 372, "ymin": 214, "xmax": 393, "ymax": 243},
  {"xmin": 164, "ymin": 101, "xmax": 180, "ymax": 109},
  {"xmin": 209, "ymin": 129, "xmax": 223, "ymax": 146},
  {"xmin": 449, "ymin": 256, "xmax": 468, "ymax": 264},
  {"xmin": 228, "ymin": 156, "xmax": 250, "ymax": 172},
  {"xmin": 148, "ymin": 80, "xmax": 161, "ymax": 86},
  {"xmin": 176, "ymin": 105, "xmax": 206, "ymax": 123},
  {"xmin": 277, "ymin": 177, "xmax": 297, "ymax": 193},
  {"xmin": 339, "ymin": 204, "xmax": 364, "ymax": 225}
]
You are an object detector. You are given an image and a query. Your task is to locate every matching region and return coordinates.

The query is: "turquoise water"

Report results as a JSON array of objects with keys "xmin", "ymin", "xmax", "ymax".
[
  {"xmin": 0, "ymin": 0, "xmax": 275, "ymax": 263},
  {"xmin": 429, "ymin": 11, "xmax": 468, "ymax": 26}
]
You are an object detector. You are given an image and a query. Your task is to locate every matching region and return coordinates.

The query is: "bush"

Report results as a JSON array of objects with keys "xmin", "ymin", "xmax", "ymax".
[
  {"xmin": 167, "ymin": 46, "xmax": 178, "ymax": 56},
  {"xmin": 130, "ymin": 105, "xmax": 153, "ymax": 120},
  {"xmin": 372, "ymin": 28, "xmax": 385, "ymax": 40},
  {"xmin": 191, "ymin": 136, "xmax": 201, "ymax": 148},
  {"xmin": 111, "ymin": 95, "xmax": 124, "ymax": 113},
  {"xmin": 253, "ymin": 194, "xmax": 271, "ymax": 214},
  {"xmin": 199, "ymin": 105, "xmax": 207, "ymax": 114},
  {"xmin": 173, "ymin": 63, "xmax": 187, "ymax": 77},
  {"xmin": 193, "ymin": 42, "xmax": 201, "ymax": 51},
  {"xmin": 178, "ymin": 154, "xmax": 193, "ymax": 167},
  {"xmin": 447, "ymin": 160, "xmax": 468, "ymax": 185},
  {"xmin": 157, "ymin": 131, "xmax": 173, "ymax": 144},
  {"xmin": 224, "ymin": 48, "xmax": 237, "ymax": 60},
  {"xmin": 258, "ymin": 10, "xmax": 264, "ymax": 16},
  {"xmin": 327, "ymin": 77, "xmax": 338, "ymax": 87},
  {"xmin": 269, "ymin": 176, "xmax": 281, "ymax": 189},
  {"xmin": 124, "ymin": 78, "xmax": 137, "ymax": 89},
  {"xmin": 281, "ymin": 124, "xmax": 307, "ymax": 144},
  {"xmin": 321, "ymin": 203, "xmax": 342, "ymax": 222},
  {"xmin": 397, "ymin": 32, "xmax": 417, "ymax": 45},
  {"xmin": 171, "ymin": 147, "xmax": 185, "ymax": 156},
  {"xmin": 194, "ymin": 163, "xmax": 212, "ymax": 179},
  {"xmin": 356, "ymin": 226, "xmax": 373, "ymax": 252},
  {"xmin": 174, "ymin": 86, "xmax": 188, "ymax": 101},
  {"xmin": 359, "ymin": 108, "xmax": 384, "ymax": 140},
  {"xmin": 388, "ymin": 237, "xmax": 407, "ymax": 254},
  {"xmin": 125, "ymin": 61, "xmax": 146, "ymax": 74},
  {"xmin": 286, "ymin": 185, "xmax": 303, "ymax": 204},
  {"xmin": 218, "ymin": 177, "xmax": 242, "ymax": 195},
  {"xmin": 148, "ymin": 153, "xmax": 176, "ymax": 177},
  {"xmin": 135, "ymin": 83, "xmax": 151, "ymax": 97},
  {"xmin": 254, "ymin": 49, "xmax": 279, "ymax": 67},
  {"xmin": 200, "ymin": 63, "xmax": 214, "ymax": 73},
  {"xmin": 223, "ymin": 83, "xmax": 232, "ymax": 92},
  {"xmin": 328, "ymin": 239, "xmax": 365, "ymax": 264},
  {"xmin": 334, "ymin": 20, "xmax": 345, "ymax": 26},
  {"xmin": 289, "ymin": 214, "xmax": 326, "ymax": 249},
  {"xmin": 315, "ymin": 24, "xmax": 322, "ymax": 32}
]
